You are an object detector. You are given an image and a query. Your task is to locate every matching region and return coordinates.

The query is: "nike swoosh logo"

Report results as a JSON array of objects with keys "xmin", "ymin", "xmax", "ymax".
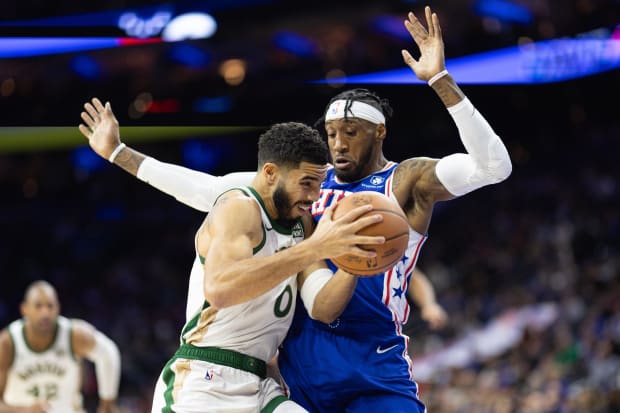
[{"xmin": 376, "ymin": 344, "xmax": 399, "ymax": 354}]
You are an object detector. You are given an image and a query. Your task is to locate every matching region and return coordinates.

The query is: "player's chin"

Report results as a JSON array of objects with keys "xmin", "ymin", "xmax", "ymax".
[
  {"xmin": 334, "ymin": 164, "xmax": 358, "ymax": 181},
  {"xmin": 293, "ymin": 204, "xmax": 312, "ymax": 216},
  {"xmin": 37, "ymin": 320, "xmax": 55, "ymax": 332}
]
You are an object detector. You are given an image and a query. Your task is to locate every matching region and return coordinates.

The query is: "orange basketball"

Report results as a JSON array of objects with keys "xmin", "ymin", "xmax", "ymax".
[{"xmin": 331, "ymin": 191, "xmax": 409, "ymax": 277}]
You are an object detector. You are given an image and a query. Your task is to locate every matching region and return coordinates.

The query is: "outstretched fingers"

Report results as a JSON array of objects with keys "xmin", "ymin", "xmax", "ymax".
[
  {"xmin": 425, "ymin": 6, "xmax": 434, "ymax": 38},
  {"xmin": 84, "ymin": 102, "xmax": 100, "ymax": 123},
  {"xmin": 80, "ymin": 111, "xmax": 96, "ymax": 130},
  {"xmin": 432, "ymin": 11, "xmax": 442, "ymax": 41},
  {"xmin": 424, "ymin": 6, "xmax": 442, "ymax": 41},
  {"xmin": 401, "ymin": 49, "xmax": 417, "ymax": 69},
  {"xmin": 92, "ymin": 97, "xmax": 105, "ymax": 112},
  {"xmin": 78, "ymin": 123, "xmax": 91, "ymax": 138},
  {"xmin": 404, "ymin": 11, "xmax": 428, "ymax": 44},
  {"xmin": 79, "ymin": 97, "xmax": 107, "ymax": 139}
]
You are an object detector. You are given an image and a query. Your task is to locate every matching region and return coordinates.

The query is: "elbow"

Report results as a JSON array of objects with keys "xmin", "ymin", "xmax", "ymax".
[
  {"xmin": 311, "ymin": 312, "xmax": 339, "ymax": 325},
  {"xmin": 309, "ymin": 306, "xmax": 341, "ymax": 324},
  {"xmin": 488, "ymin": 140, "xmax": 513, "ymax": 183},
  {"xmin": 494, "ymin": 157, "xmax": 512, "ymax": 182},
  {"xmin": 203, "ymin": 283, "xmax": 227, "ymax": 309}
]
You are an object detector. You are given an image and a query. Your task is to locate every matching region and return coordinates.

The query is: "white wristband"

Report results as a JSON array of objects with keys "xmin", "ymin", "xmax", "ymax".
[
  {"xmin": 428, "ymin": 69, "xmax": 449, "ymax": 86},
  {"xmin": 108, "ymin": 143, "xmax": 126, "ymax": 163}
]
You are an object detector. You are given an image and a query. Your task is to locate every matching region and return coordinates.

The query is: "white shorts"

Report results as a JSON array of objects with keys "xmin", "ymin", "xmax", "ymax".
[{"xmin": 151, "ymin": 356, "xmax": 307, "ymax": 413}]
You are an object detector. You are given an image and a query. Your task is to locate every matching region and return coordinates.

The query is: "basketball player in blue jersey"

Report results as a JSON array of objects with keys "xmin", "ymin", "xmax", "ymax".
[
  {"xmin": 0, "ymin": 281, "xmax": 121, "ymax": 413},
  {"xmin": 80, "ymin": 117, "xmax": 386, "ymax": 412},
  {"xmin": 80, "ymin": 6, "xmax": 510, "ymax": 411}
]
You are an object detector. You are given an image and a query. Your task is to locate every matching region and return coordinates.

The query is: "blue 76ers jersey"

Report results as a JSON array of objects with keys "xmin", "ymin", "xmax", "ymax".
[{"xmin": 311, "ymin": 162, "xmax": 427, "ymax": 337}]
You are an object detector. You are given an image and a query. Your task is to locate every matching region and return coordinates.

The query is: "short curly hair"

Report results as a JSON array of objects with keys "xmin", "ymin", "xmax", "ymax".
[
  {"xmin": 257, "ymin": 122, "xmax": 329, "ymax": 169},
  {"xmin": 314, "ymin": 88, "xmax": 394, "ymax": 128}
]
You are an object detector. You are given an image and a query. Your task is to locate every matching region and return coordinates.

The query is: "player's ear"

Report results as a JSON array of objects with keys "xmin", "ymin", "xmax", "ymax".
[
  {"xmin": 262, "ymin": 162, "xmax": 280, "ymax": 185},
  {"xmin": 19, "ymin": 301, "xmax": 27, "ymax": 317},
  {"xmin": 376, "ymin": 124, "xmax": 386, "ymax": 141}
]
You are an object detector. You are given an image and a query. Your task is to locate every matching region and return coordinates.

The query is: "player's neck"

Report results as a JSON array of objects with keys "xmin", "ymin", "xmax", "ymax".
[
  {"xmin": 23, "ymin": 324, "xmax": 57, "ymax": 352},
  {"xmin": 363, "ymin": 155, "xmax": 389, "ymax": 176}
]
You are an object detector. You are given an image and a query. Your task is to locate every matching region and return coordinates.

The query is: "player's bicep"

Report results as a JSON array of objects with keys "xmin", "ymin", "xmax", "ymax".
[
  {"xmin": 394, "ymin": 157, "xmax": 453, "ymax": 204},
  {"xmin": 200, "ymin": 195, "xmax": 261, "ymax": 278}
]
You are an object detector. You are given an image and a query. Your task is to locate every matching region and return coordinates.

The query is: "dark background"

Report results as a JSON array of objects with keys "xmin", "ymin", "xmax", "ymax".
[{"xmin": 1, "ymin": 1, "xmax": 619, "ymax": 412}]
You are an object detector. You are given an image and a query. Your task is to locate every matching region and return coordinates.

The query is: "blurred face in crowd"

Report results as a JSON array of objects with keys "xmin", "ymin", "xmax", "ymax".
[{"xmin": 20, "ymin": 283, "xmax": 60, "ymax": 335}]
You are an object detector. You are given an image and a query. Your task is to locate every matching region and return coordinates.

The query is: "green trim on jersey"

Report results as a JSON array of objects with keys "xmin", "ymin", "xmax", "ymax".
[
  {"xmin": 253, "ymin": 224, "xmax": 267, "ymax": 254},
  {"xmin": 181, "ymin": 301, "xmax": 210, "ymax": 344},
  {"xmin": 245, "ymin": 186, "xmax": 302, "ymax": 235},
  {"xmin": 212, "ymin": 186, "xmax": 246, "ymax": 207},
  {"xmin": 200, "ymin": 186, "xmax": 267, "ymax": 258},
  {"xmin": 175, "ymin": 344, "xmax": 266, "ymax": 378},
  {"xmin": 21, "ymin": 320, "xmax": 58, "ymax": 353},
  {"xmin": 262, "ymin": 395, "xmax": 290, "ymax": 413},
  {"xmin": 161, "ymin": 356, "xmax": 177, "ymax": 413},
  {"xmin": 234, "ymin": 187, "xmax": 269, "ymax": 253}
]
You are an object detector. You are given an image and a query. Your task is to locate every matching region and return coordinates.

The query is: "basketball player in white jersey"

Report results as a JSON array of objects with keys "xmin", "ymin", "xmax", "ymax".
[
  {"xmin": 80, "ymin": 5, "xmax": 509, "ymax": 410},
  {"xmin": 0, "ymin": 281, "xmax": 121, "ymax": 413},
  {"xmin": 82, "ymin": 119, "xmax": 384, "ymax": 412}
]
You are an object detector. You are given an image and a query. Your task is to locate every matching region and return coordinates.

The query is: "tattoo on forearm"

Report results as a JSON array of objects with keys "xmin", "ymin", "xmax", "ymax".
[
  {"xmin": 114, "ymin": 149, "xmax": 145, "ymax": 176},
  {"xmin": 431, "ymin": 75, "xmax": 465, "ymax": 108}
]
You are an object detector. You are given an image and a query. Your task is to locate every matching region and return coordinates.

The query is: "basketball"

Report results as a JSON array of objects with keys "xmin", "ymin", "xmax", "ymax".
[{"xmin": 331, "ymin": 191, "xmax": 409, "ymax": 277}]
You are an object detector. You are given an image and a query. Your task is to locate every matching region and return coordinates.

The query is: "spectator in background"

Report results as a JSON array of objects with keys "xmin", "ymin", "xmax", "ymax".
[{"xmin": 0, "ymin": 280, "xmax": 121, "ymax": 413}]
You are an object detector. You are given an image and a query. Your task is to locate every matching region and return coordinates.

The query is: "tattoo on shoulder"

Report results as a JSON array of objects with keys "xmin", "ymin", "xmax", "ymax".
[
  {"xmin": 393, "ymin": 158, "xmax": 429, "ymax": 187},
  {"xmin": 393, "ymin": 157, "xmax": 443, "ymax": 193}
]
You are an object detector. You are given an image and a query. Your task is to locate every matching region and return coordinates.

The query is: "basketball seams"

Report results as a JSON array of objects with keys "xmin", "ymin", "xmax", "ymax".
[
  {"xmin": 331, "ymin": 191, "xmax": 409, "ymax": 276},
  {"xmin": 365, "ymin": 208, "xmax": 407, "ymax": 220}
]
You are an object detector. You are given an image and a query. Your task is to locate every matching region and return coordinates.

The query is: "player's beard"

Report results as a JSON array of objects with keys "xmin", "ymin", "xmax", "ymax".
[
  {"xmin": 273, "ymin": 183, "xmax": 298, "ymax": 229},
  {"xmin": 333, "ymin": 143, "xmax": 373, "ymax": 182}
]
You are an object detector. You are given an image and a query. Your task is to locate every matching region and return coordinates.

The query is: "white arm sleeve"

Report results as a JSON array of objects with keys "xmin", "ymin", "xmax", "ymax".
[
  {"xmin": 435, "ymin": 98, "xmax": 512, "ymax": 196},
  {"xmin": 136, "ymin": 157, "xmax": 256, "ymax": 212},
  {"xmin": 300, "ymin": 268, "xmax": 333, "ymax": 318},
  {"xmin": 84, "ymin": 331, "xmax": 121, "ymax": 400}
]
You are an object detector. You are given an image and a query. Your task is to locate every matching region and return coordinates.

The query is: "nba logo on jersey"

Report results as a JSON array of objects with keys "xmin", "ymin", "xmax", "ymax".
[{"xmin": 205, "ymin": 369, "xmax": 216, "ymax": 380}]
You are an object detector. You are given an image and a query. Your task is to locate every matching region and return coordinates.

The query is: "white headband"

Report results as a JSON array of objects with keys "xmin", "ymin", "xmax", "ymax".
[{"xmin": 324, "ymin": 100, "xmax": 385, "ymax": 124}]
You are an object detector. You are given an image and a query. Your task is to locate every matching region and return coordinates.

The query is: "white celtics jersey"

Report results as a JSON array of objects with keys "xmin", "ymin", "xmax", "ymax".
[
  {"xmin": 181, "ymin": 186, "xmax": 305, "ymax": 363},
  {"xmin": 4, "ymin": 316, "xmax": 84, "ymax": 413}
]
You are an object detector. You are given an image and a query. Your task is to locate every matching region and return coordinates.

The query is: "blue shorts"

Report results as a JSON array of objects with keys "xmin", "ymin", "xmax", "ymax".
[{"xmin": 279, "ymin": 317, "xmax": 426, "ymax": 413}]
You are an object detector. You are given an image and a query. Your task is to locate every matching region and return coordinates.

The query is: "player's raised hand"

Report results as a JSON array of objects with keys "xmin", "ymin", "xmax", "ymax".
[
  {"xmin": 401, "ymin": 6, "xmax": 446, "ymax": 82},
  {"xmin": 78, "ymin": 97, "xmax": 121, "ymax": 160}
]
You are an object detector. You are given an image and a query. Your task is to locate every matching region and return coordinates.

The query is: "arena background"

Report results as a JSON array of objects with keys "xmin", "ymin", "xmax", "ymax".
[{"xmin": 1, "ymin": 1, "xmax": 619, "ymax": 411}]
